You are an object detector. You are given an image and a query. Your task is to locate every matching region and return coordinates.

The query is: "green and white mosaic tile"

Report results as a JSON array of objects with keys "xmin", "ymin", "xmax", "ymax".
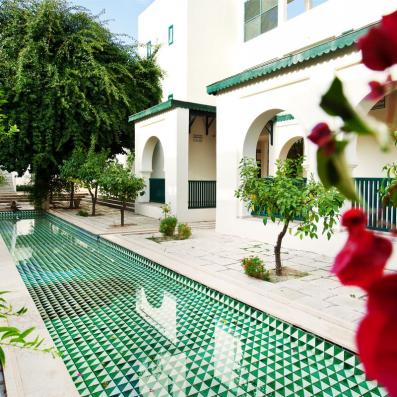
[{"xmin": 0, "ymin": 212, "xmax": 389, "ymax": 397}]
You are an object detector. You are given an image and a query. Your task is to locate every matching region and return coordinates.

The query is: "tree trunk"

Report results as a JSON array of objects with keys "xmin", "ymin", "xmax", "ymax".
[
  {"xmin": 274, "ymin": 221, "xmax": 289, "ymax": 276},
  {"xmin": 91, "ymin": 185, "xmax": 98, "ymax": 216},
  {"xmin": 120, "ymin": 203, "xmax": 126, "ymax": 226},
  {"xmin": 69, "ymin": 182, "xmax": 75, "ymax": 209}
]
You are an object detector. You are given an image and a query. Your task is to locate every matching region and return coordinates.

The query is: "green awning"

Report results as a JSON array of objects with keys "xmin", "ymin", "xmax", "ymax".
[
  {"xmin": 207, "ymin": 24, "xmax": 375, "ymax": 95},
  {"xmin": 129, "ymin": 99, "xmax": 216, "ymax": 123}
]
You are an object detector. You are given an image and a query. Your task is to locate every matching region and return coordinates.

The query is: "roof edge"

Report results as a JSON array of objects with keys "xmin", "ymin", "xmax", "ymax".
[
  {"xmin": 207, "ymin": 24, "xmax": 375, "ymax": 96},
  {"xmin": 129, "ymin": 99, "xmax": 216, "ymax": 123}
]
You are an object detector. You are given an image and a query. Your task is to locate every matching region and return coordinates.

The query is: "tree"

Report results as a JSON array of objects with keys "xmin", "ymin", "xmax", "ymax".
[
  {"xmin": 60, "ymin": 147, "xmax": 86, "ymax": 208},
  {"xmin": 79, "ymin": 140, "xmax": 109, "ymax": 216},
  {"xmin": 0, "ymin": 90, "xmax": 17, "ymax": 187},
  {"xmin": 100, "ymin": 158, "xmax": 145, "ymax": 226},
  {"xmin": 0, "ymin": 0, "xmax": 162, "ymax": 205},
  {"xmin": 236, "ymin": 157, "xmax": 344, "ymax": 276}
]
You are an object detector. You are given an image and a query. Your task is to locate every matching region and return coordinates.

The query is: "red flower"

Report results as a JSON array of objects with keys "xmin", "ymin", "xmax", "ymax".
[
  {"xmin": 341, "ymin": 208, "xmax": 367, "ymax": 231},
  {"xmin": 308, "ymin": 122, "xmax": 336, "ymax": 156},
  {"xmin": 368, "ymin": 81, "xmax": 386, "ymax": 101},
  {"xmin": 332, "ymin": 209, "xmax": 392, "ymax": 290},
  {"xmin": 358, "ymin": 10, "xmax": 397, "ymax": 71},
  {"xmin": 357, "ymin": 275, "xmax": 397, "ymax": 397}
]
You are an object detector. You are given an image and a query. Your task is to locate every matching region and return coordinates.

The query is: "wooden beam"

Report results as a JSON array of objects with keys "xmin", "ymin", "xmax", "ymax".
[
  {"xmin": 205, "ymin": 116, "xmax": 215, "ymax": 135},
  {"xmin": 189, "ymin": 116, "xmax": 196, "ymax": 134}
]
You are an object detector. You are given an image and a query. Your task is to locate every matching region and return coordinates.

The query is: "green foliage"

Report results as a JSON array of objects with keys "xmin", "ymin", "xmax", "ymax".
[
  {"xmin": 237, "ymin": 157, "xmax": 343, "ymax": 239},
  {"xmin": 241, "ymin": 256, "xmax": 270, "ymax": 281},
  {"xmin": 0, "ymin": 90, "xmax": 18, "ymax": 144},
  {"xmin": 79, "ymin": 138, "xmax": 109, "ymax": 215},
  {"xmin": 100, "ymin": 159, "xmax": 145, "ymax": 225},
  {"xmin": 315, "ymin": 77, "xmax": 391, "ymax": 201},
  {"xmin": 0, "ymin": 291, "xmax": 60, "ymax": 366},
  {"xmin": 177, "ymin": 223, "xmax": 192, "ymax": 240},
  {"xmin": 0, "ymin": 0, "xmax": 162, "ymax": 205},
  {"xmin": 77, "ymin": 209, "xmax": 89, "ymax": 217},
  {"xmin": 236, "ymin": 157, "xmax": 344, "ymax": 273},
  {"xmin": 60, "ymin": 147, "xmax": 86, "ymax": 185},
  {"xmin": 380, "ymin": 162, "xmax": 397, "ymax": 207},
  {"xmin": 321, "ymin": 78, "xmax": 381, "ymax": 138},
  {"xmin": 159, "ymin": 216, "xmax": 177, "ymax": 237},
  {"xmin": 160, "ymin": 203, "xmax": 172, "ymax": 218},
  {"xmin": 100, "ymin": 161, "xmax": 145, "ymax": 205},
  {"xmin": 0, "ymin": 172, "xmax": 5, "ymax": 187},
  {"xmin": 16, "ymin": 184, "xmax": 34, "ymax": 192}
]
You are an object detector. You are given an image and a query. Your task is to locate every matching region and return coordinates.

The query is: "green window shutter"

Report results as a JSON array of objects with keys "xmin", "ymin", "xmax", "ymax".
[{"xmin": 168, "ymin": 25, "xmax": 174, "ymax": 45}]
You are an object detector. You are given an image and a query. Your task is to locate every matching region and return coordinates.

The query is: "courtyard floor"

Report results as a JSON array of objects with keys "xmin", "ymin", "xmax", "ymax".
[{"xmin": 50, "ymin": 205, "xmax": 381, "ymax": 352}]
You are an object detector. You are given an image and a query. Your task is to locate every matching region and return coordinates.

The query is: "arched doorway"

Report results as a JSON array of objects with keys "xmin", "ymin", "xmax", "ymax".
[
  {"xmin": 142, "ymin": 136, "xmax": 165, "ymax": 204},
  {"xmin": 243, "ymin": 109, "xmax": 306, "ymax": 177}
]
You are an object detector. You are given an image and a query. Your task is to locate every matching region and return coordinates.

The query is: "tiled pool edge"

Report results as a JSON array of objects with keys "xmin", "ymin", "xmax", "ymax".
[
  {"xmin": 50, "ymin": 210, "xmax": 359, "ymax": 353},
  {"xmin": 0, "ymin": 235, "xmax": 79, "ymax": 397}
]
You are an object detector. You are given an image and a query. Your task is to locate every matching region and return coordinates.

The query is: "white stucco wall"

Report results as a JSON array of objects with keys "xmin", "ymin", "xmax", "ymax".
[
  {"xmin": 214, "ymin": 44, "xmax": 394, "ymax": 255},
  {"xmin": 139, "ymin": 0, "xmax": 239, "ymax": 104},
  {"xmin": 354, "ymin": 91, "xmax": 397, "ymax": 177},
  {"xmin": 188, "ymin": 117, "xmax": 216, "ymax": 180},
  {"xmin": 237, "ymin": 0, "xmax": 397, "ymax": 73},
  {"xmin": 138, "ymin": 0, "xmax": 188, "ymax": 101},
  {"xmin": 152, "ymin": 141, "xmax": 165, "ymax": 178},
  {"xmin": 134, "ymin": 108, "xmax": 215, "ymax": 222}
]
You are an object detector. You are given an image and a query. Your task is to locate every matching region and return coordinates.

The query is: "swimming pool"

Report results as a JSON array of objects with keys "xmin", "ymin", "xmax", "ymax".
[{"xmin": 0, "ymin": 212, "xmax": 388, "ymax": 397}]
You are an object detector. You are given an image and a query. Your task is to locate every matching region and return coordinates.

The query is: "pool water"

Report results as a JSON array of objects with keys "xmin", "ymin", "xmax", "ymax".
[{"xmin": 0, "ymin": 213, "xmax": 388, "ymax": 397}]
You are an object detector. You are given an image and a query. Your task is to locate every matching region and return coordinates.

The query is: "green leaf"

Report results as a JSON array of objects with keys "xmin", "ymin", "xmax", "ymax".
[
  {"xmin": 316, "ymin": 143, "xmax": 358, "ymax": 201},
  {"xmin": 320, "ymin": 77, "xmax": 376, "ymax": 135},
  {"xmin": 0, "ymin": 346, "xmax": 4, "ymax": 366}
]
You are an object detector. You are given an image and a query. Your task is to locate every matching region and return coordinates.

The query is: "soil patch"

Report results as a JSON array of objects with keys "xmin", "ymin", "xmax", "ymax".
[{"xmin": 267, "ymin": 267, "xmax": 309, "ymax": 283}]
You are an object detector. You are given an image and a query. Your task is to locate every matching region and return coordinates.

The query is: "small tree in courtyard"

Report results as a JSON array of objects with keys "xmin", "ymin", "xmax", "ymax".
[
  {"xmin": 100, "ymin": 157, "xmax": 145, "ymax": 226},
  {"xmin": 79, "ymin": 139, "xmax": 109, "ymax": 216},
  {"xmin": 236, "ymin": 157, "xmax": 344, "ymax": 276},
  {"xmin": 60, "ymin": 148, "xmax": 85, "ymax": 208}
]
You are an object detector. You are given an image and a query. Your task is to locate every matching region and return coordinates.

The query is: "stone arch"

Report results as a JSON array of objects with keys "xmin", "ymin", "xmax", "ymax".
[
  {"xmin": 141, "ymin": 136, "xmax": 164, "ymax": 173},
  {"xmin": 279, "ymin": 136, "xmax": 304, "ymax": 161},
  {"xmin": 242, "ymin": 109, "xmax": 283, "ymax": 159},
  {"xmin": 354, "ymin": 83, "xmax": 397, "ymax": 177}
]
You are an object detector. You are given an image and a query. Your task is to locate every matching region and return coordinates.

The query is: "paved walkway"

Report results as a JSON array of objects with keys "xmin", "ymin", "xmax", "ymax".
[{"xmin": 51, "ymin": 205, "xmax": 377, "ymax": 351}]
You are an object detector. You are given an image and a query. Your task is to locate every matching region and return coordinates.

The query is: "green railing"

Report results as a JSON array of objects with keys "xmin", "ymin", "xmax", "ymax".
[
  {"xmin": 149, "ymin": 178, "xmax": 165, "ymax": 204},
  {"xmin": 188, "ymin": 181, "xmax": 216, "ymax": 209},
  {"xmin": 352, "ymin": 177, "xmax": 396, "ymax": 232}
]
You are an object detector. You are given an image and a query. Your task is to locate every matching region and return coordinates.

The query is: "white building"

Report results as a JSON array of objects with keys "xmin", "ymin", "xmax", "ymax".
[{"xmin": 131, "ymin": 0, "xmax": 397, "ymax": 255}]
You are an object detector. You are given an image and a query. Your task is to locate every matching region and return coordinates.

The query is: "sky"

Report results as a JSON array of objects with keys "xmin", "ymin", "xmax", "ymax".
[{"xmin": 70, "ymin": 0, "xmax": 155, "ymax": 42}]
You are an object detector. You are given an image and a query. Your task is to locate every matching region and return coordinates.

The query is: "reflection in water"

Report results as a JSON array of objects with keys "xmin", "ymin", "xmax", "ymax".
[
  {"xmin": 0, "ymin": 214, "xmax": 378, "ymax": 397},
  {"xmin": 214, "ymin": 322, "xmax": 243, "ymax": 389},
  {"xmin": 139, "ymin": 352, "xmax": 187, "ymax": 397},
  {"xmin": 16, "ymin": 219, "xmax": 35, "ymax": 236},
  {"xmin": 136, "ymin": 288, "xmax": 177, "ymax": 342}
]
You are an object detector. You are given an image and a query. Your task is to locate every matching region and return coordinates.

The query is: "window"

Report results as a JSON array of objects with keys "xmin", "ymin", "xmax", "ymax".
[
  {"xmin": 146, "ymin": 41, "xmax": 152, "ymax": 57},
  {"xmin": 168, "ymin": 25, "xmax": 174, "ymax": 45},
  {"xmin": 287, "ymin": 0, "xmax": 328, "ymax": 20},
  {"xmin": 244, "ymin": 0, "xmax": 278, "ymax": 41},
  {"xmin": 287, "ymin": 0, "xmax": 305, "ymax": 19},
  {"xmin": 312, "ymin": 0, "xmax": 328, "ymax": 7}
]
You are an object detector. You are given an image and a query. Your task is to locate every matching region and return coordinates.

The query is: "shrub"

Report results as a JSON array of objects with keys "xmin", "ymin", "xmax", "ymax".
[
  {"xmin": 159, "ymin": 216, "xmax": 177, "ymax": 237},
  {"xmin": 77, "ymin": 209, "xmax": 89, "ymax": 217},
  {"xmin": 241, "ymin": 256, "xmax": 270, "ymax": 281},
  {"xmin": 178, "ymin": 223, "xmax": 192, "ymax": 240}
]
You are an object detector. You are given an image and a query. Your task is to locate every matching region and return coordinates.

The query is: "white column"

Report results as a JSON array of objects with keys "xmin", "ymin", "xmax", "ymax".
[
  {"xmin": 278, "ymin": 0, "xmax": 287, "ymax": 25},
  {"xmin": 174, "ymin": 108, "xmax": 190, "ymax": 221}
]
